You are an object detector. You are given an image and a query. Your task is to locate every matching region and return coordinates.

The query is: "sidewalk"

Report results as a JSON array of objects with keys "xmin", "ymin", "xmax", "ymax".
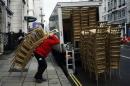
[{"xmin": 0, "ymin": 53, "xmax": 71, "ymax": 86}]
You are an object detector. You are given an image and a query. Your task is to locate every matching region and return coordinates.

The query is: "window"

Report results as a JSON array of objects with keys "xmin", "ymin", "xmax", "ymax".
[
  {"xmin": 108, "ymin": 14, "xmax": 112, "ymax": 21},
  {"xmin": 7, "ymin": 23, "xmax": 11, "ymax": 32},
  {"xmin": 110, "ymin": 0, "xmax": 112, "ymax": 11},
  {"xmin": 121, "ymin": 8, "xmax": 126, "ymax": 18},
  {"xmin": 119, "ymin": 0, "xmax": 121, "ymax": 7},
  {"xmin": 113, "ymin": 0, "xmax": 117, "ymax": 9},
  {"xmin": 104, "ymin": 7, "xmax": 106, "ymax": 12},
  {"xmin": 7, "ymin": 0, "xmax": 11, "ymax": 7},
  {"xmin": 119, "ymin": 0, "xmax": 126, "ymax": 7},
  {"xmin": 108, "ymin": 2, "xmax": 110, "ymax": 11},
  {"xmin": 118, "ymin": 10, "xmax": 121, "ymax": 18},
  {"xmin": 104, "ymin": 16, "xmax": 106, "ymax": 21},
  {"xmin": 122, "ymin": 0, "xmax": 125, "ymax": 6}
]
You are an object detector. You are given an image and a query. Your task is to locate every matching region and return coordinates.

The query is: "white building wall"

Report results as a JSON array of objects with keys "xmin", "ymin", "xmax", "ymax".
[
  {"xmin": 28, "ymin": 0, "xmax": 34, "ymax": 16},
  {"xmin": 10, "ymin": 0, "xmax": 24, "ymax": 33},
  {"xmin": 23, "ymin": 1, "xmax": 28, "ymax": 33},
  {"xmin": 34, "ymin": 0, "xmax": 41, "ymax": 23}
]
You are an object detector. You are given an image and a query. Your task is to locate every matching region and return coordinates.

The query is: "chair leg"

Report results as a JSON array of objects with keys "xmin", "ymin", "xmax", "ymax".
[
  {"xmin": 118, "ymin": 68, "xmax": 121, "ymax": 79},
  {"xmin": 110, "ymin": 68, "xmax": 112, "ymax": 79},
  {"xmin": 104, "ymin": 72, "xmax": 107, "ymax": 81},
  {"xmin": 96, "ymin": 74, "xmax": 99, "ymax": 86}
]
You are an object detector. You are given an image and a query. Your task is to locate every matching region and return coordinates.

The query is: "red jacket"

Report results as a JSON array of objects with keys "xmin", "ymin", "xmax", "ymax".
[{"xmin": 34, "ymin": 34, "xmax": 60, "ymax": 57}]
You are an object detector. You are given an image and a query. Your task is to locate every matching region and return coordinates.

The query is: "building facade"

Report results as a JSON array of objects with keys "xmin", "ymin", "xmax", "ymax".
[
  {"xmin": 101, "ymin": 0, "xmax": 130, "ymax": 36},
  {"xmin": 0, "ymin": 0, "xmax": 13, "ymax": 54},
  {"xmin": 5, "ymin": 0, "xmax": 13, "ymax": 33},
  {"xmin": 10, "ymin": 0, "xmax": 27, "ymax": 33},
  {"xmin": 102, "ymin": 0, "xmax": 127, "ymax": 24},
  {"xmin": 0, "ymin": 0, "xmax": 6, "ymax": 54},
  {"xmin": 34, "ymin": 0, "xmax": 42, "ymax": 23}
]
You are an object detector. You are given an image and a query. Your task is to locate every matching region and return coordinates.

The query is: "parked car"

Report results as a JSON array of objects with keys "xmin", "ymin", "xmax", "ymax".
[{"xmin": 121, "ymin": 36, "xmax": 130, "ymax": 45}]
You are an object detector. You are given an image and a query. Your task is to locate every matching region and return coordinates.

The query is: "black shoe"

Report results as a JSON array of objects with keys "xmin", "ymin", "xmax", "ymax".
[
  {"xmin": 35, "ymin": 79, "xmax": 43, "ymax": 83},
  {"xmin": 35, "ymin": 78, "xmax": 47, "ymax": 83},
  {"xmin": 34, "ymin": 73, "xmax": 47, "ymax": 83},
  {"xmin": 41, "ymin": 78, "xmax": 47, "ymax": 81}
]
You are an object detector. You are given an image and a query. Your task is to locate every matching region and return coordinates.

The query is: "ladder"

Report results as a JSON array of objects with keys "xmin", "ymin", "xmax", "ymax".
[{"xmin": 66, "ymin": 49, "xmax": 75, "ymax": 74}]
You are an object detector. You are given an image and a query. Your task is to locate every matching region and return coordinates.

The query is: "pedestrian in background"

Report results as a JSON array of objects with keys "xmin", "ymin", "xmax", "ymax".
[{"xmin": 17, "ymin": 29, "xmax": 24, "ymax": 44}]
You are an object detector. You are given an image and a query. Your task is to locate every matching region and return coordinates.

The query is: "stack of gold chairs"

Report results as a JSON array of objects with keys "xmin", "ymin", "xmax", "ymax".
[
  {"xmin": 80, "ymin": 8, "xmax": 89, "ymax": 70},
  {"xmin": 79, "ymin": 24, "xmax": 121, "ymax": 86},
  {"xmin": 80, "ymin": 29, "xmax": 90, "ymax": 72},
  {"xmin": 88, "ymin": 7, "xmax": 98, "ymax": 26},
  {"xmin": 88, "ymin": 27, "xmax": 107, "ymax": 85},
  {"xmin": 108, "ymin": 25, "xmax": 121, "ymax": 78},
  {"xmin": 10, "ymin": 28, "xmax": 46, "ymax": 71},
  {"xmin": 80, "ymin": 27, "xmax": 107, "ymax": 85},
  {"xmin": 72, "ymin": 9, "xmax": 81, "ymax": 42},
  {"xmin": 81, "ymin": 8, "xmax": 89, "ymax": 29}
]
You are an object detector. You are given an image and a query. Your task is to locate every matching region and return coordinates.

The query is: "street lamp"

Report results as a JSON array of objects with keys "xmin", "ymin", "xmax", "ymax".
[
  {"xmin": 40, "ymin": 8, "xmax": 45, "ymax": 24},
  {"xmin": 24, "ymin": 16, "xmax": 37, "ymax": 32}
]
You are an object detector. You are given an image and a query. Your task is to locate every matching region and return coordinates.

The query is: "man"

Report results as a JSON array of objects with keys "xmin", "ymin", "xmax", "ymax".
[
  {"xmin": 17, "ymin": 29, "xmax": 24, "ymax": 44},
  {"xmin": 33, "ymin": 33, "xmax": 60, "ymax": 83}
]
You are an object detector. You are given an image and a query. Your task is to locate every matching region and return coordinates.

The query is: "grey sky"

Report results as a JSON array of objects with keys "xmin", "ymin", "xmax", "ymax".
[
  {"xmin": 43, "ymin": 0, "xmax": 84, "ymax": 23},
  {"xmin": 43, "ymin": 0, "xmax": 68, "ymax": 23}
]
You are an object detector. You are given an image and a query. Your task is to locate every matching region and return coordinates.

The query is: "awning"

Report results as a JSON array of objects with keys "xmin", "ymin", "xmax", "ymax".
[{"xmin": 24, "ymin": 16, "xmax": 37, "ymax": 22}]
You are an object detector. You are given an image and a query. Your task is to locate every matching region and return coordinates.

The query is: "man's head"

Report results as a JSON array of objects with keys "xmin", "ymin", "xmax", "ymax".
[{"xmin": 51, "ymin": 29, "xmax": 59, "ymax": 34}]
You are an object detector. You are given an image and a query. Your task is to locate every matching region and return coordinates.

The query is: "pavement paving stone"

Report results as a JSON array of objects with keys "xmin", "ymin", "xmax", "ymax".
[
  {"xmin": 56, "ymin": 70, "xmax": 65, "ymax": 75},
  {"xmin": 24, "ymin": 77, "xmax": 35, "ymax": 82},
  {"xmin": 9, "ymin": 72, "xmax": 27, "ymax": 77},
  {"xmin": 1, "ymin": 76, "xmax": 25, "ymax": 83},
  {"xmin": 22, "ymin": 82, "xmax": 35, "ymax": 86},
  {"xmin": 27, "ymin": 71, "xmax": 37, "ymax": 75},
  {"xmin": 25, "ymin": 74, "xmax": 34, "ymax": 78},
  {"xmin": 24, "ymin": 74, "xmax": 47, "ymax": 82},
  {"xmin": 58, "ymin": 74, "xmax": 68, "ymax": 81},
  {"xmin": 0, "ymin": 60, "xmax": 10, "ymax": 63},
  {"xmin": 49, "ymin": 78, "xmax": 60, "ymax": 84},
  {"xmin": 62, "ymin": 84, "xmax": 72, "ymax": 86},
  {"xmin": 0, "ymin": 72, "xmax": 9, "ymax": 77},
  {"xmin": 48, "ymin": 74, "xmax": 58, "ymax": 79},
  {"xmin": 47, "ymin": 67, "xmax": 55, "ymax": 70},
  {"xmin": 1, "ymin": 82, "xmax": 22, "ymax": 86},
  {"xmin": 49, "ymin": 79, "xmax": 61, "ymax": 86},
  {"xmin": 55, "ymin": 67, "xmax": 63, "ymax": 72},
  {"xmin": 60, "ymin": 79, "xmax": 71, "ymax": 85},
  {"xmin": 49, "ymin": 83, "xmax": 61, "ymax": 86},
  {"xmin": 47, "ymin": 70, "xmax": 57, "ymax": 75},
  {"xmin": 0, "ymin": 68, "xmax": 10, "ymax": 72},
  {"xmin": 36, "ymin": 82, "xmax": 48, "ymax": 86},
  {"xmin": 27, "ymin": 63, "xmax": 36, "ymax": 69}
]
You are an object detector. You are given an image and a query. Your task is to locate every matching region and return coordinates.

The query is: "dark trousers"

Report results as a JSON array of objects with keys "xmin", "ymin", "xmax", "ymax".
[
  {"xmin": 51, "ymin": 49, "xmax": 69, "ymax": 77},
  {"xmin": 34, "ymin": 52, "xmax": 47, "ymax": 79}
]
